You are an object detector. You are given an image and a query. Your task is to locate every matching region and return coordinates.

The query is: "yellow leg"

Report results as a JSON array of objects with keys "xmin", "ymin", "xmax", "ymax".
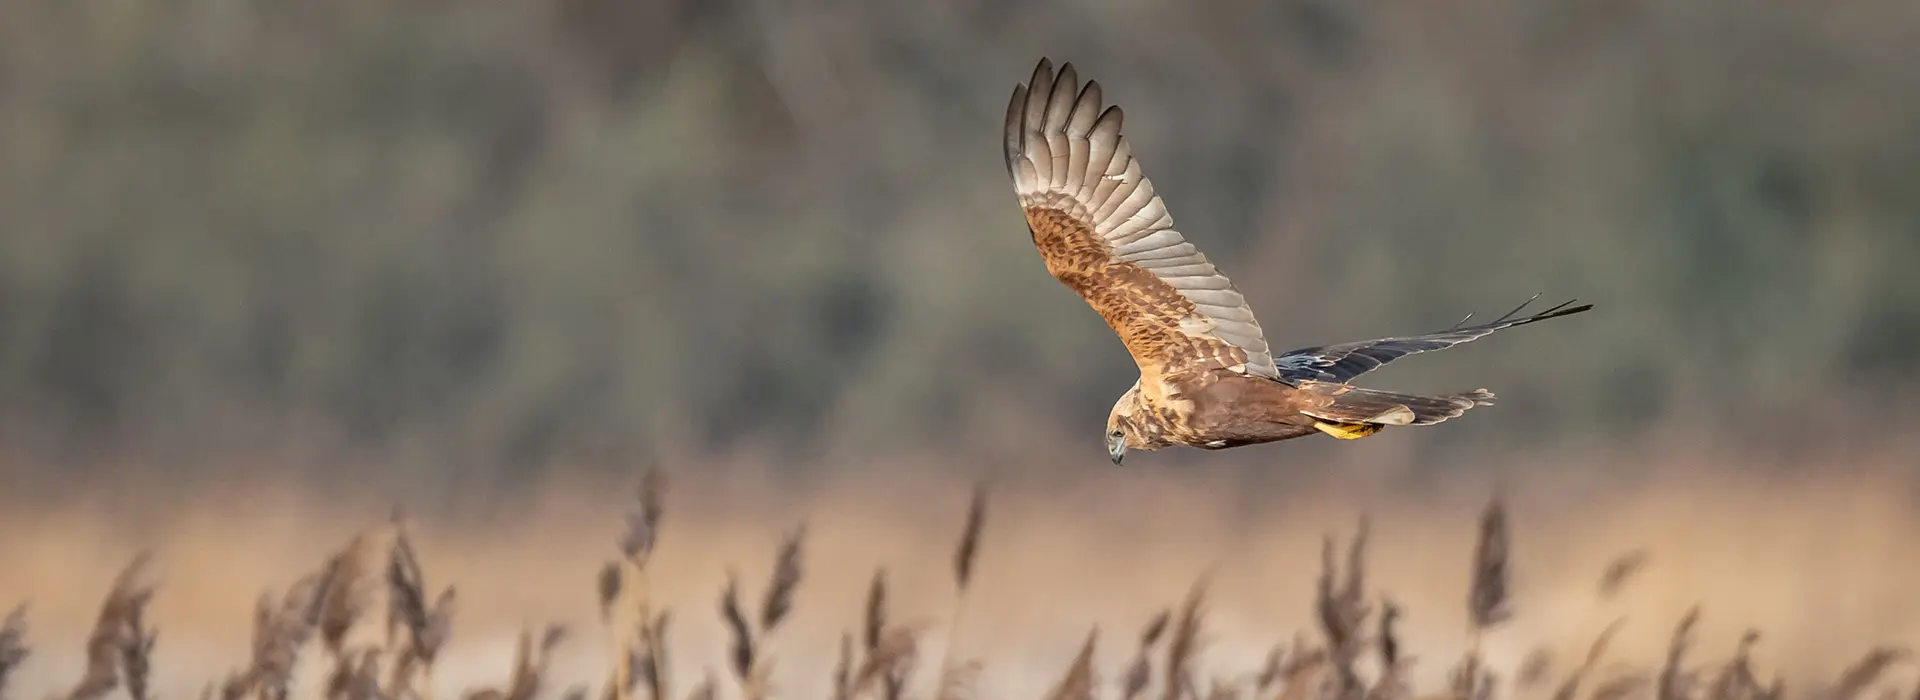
[{"xmin": 1313, "ymin": 421, "xmax": 1383, "ymax": 440}]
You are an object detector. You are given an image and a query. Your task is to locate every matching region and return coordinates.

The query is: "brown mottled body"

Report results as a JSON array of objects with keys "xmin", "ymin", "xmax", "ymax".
[
  {"xmin": 1101, "ymin": 368, "xmax": 1322, "ymax": 452},
  {"xmin": 1176, "ymin": 372, "xmax": 1324, "ymax": 447},
  {"xmin": 1002, "ymin": 57, "xmax": 1592, "ymax": 464}
]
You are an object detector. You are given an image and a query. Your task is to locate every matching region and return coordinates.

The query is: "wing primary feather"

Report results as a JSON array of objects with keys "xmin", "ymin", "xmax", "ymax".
[
  {"xmin": 1003, "ymin": 84, "xmax": 1027, "ymax": 176},
  {"xmin": 1045, "ymin": 63, "xmax": 1078, "ymax": 130},
  {"xmin": 1024, "ymin": 58, "xmax": 1054, "ymax": 127},
  {"xmin": 1044, "ymin": 63, "xmax": 1078, "ymax": 190},
  {"xmin": 1065, "ymin": 82, "xmax": 1101, "ymax": 195},
  {"xmin": 1100, "ymin": 119, "xmax": 1128, "ymax": 175},
  {"xmin": 1078, "ymin": 104, "xmax": 1122, "ymax": 201},
  {"xmin": 1015, "ymin": 159, "xmax": 1042, "ymax": 197},
  {"xmin": 1068, "ymin": 82, "xmax": 1102, "ymax": 136},
  {"xmin": 1023, "ymin": 59, "xmax": 1055, "ymax": 185}
]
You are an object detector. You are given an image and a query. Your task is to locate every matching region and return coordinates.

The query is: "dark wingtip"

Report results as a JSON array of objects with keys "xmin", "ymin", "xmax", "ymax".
[
  {"xmin": 1540, "ymin": 299, "xmax": 1595, "ymax": 319},
  {"xmin": 1504, "ymin": 295, "xmax": 1593, "ymax": 326},
  {"xmin": 1445, "ymin": 295, "xmax": 1594, "ymax": 334},
  {"xmin": 1513, "ymin": 300, "xmax": 1594, "ymax": 328}
]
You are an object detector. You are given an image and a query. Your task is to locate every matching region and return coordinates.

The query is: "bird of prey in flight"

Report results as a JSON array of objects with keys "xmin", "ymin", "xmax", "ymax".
[{"xmin": 1001, "ymin": 58, "xmax": 1592, "ymax": 464}]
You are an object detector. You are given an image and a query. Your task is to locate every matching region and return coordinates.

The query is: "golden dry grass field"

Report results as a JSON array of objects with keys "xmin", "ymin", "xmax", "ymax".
[{"xmin": 5, "ymin": 436, "xmax": 1920, "ymax": 700}]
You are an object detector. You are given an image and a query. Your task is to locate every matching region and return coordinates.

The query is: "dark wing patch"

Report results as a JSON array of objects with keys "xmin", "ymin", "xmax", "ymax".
[
  {"xmin": 1275, "ymin": 295, "xmax": 1593, "ymax": 384},
  {"xmin": 1004, "ymin": 58, "xmax": 1279, "ymax": 380}
]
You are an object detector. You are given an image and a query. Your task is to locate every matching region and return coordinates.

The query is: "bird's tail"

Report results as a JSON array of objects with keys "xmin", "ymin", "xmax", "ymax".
[{"xmin": 1294, "ymin": 380, "xmax": 1495, "ymax": 439}]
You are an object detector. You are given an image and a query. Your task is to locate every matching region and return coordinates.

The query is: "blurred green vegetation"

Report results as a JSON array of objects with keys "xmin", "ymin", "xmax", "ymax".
[{"xmin": 1, "ymin": 0, "xmax": 1917, "ymax": 475}]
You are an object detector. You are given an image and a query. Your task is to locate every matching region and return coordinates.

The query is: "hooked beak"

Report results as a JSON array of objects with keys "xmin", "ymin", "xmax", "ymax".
[{"xmin": 1107, "ymin": 434, "xmax": 1126, "ymax": 465}]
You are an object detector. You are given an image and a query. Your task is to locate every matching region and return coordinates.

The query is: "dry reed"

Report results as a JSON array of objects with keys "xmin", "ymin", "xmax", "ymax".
[
  {"xmin": 388, "ymin": 513, "xmax": 457, "ymax": 700},
  {"xmin": 719, "ymin": 523, "xmax": 806, "ymax": 700},
  {"xmin": 936, "ymin": 482, "xmax": 989, "ymax": 700},
  {"xmin": 1119, "ymin": 610, "xmax": 1170, "ymax": 700},
  {"xmin": 1162, "ymin": 578, "xmax": 1209, "ymax": 700},
  {"xmin": 1316, "ymin": 521, "xmax": 1370, "ymax": 700},
  {"xmin": 1824, "ymin": 648, "xmax": 1909, "ymax": 700},
  {"xmin": 68, "ymin": 553, "xmax": 155, "ymax": 700},
  {"xmin": 1658, "ymin": 607, "xmax": 1700, "ymax": 700},
  {"xmin": 9, "ymin": 466, "xmax": 1920, "ymax": 700},
  {"xmin": 602, "ymin": 468, "xmax": 668, "ymax": 700},
  {"xmin": 1, "ymin": 604, "xmax": 29, "ymax": 700},
  {"xmin": 1550, "ymin": 618, "xmax": 1627, "ymax": 700},
  {"xmin": 1045, "ymin": 630, "xmax": 1099, "ymax": 700}
]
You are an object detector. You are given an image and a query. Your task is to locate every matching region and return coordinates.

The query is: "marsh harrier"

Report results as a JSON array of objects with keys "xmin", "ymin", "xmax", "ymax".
[{"xmin": 1001, "ymin": 58, "xmax": 1592, "ymax": 464}]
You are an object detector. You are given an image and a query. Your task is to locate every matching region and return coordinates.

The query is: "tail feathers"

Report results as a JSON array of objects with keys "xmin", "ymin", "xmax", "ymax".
[{"xmin": 1298, "ymin": 381, "xmax": 1496, "ymax": 427}]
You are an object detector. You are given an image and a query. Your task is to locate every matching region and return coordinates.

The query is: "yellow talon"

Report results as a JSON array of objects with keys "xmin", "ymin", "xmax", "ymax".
[{"xmin": 1314, "ymin": 421, "xmax": 1383, "ymax": 440}]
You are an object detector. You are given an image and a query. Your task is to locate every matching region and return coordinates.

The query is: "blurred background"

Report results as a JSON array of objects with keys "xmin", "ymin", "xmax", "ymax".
[
  {"xmin": 4, "ymin": 0, "xmax": 1920, "ymax": 697},
  {"xmin": 6, "ymin": 0, "xmax": 1920, "ymax": 483}
]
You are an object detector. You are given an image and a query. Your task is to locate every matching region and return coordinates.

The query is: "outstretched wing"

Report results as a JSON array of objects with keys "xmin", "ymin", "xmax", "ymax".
[
  {"xmin": 1003, "ymin": 58, "xmax": 1279, "ymax": 381},
  {"xmin": 1274, "ymin": 295, "xmax": 1593, "ymax": 384}
]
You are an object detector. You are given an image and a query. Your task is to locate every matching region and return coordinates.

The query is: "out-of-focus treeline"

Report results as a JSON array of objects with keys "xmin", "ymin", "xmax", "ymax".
[{"xmin": 2, "ymin": 0, "xmax": 1917, "ymax": 478}]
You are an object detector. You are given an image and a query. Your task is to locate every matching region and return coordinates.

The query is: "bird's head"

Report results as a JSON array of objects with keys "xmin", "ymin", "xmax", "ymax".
[{"xmin": 1105, "ymin": 381, "xmax": 1148, "ymax": 465}]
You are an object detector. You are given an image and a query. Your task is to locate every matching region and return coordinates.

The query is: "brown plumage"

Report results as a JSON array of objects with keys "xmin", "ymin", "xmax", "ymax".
[{"xmin": 1001, "ymin": 57, "xmax": 1593, "ymax": 464}]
